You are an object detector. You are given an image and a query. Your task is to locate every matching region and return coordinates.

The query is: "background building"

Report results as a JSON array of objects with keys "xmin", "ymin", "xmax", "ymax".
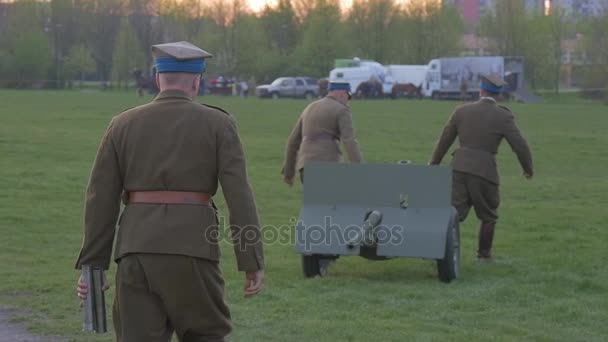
[
  {"xmin": 444, "ymin": 0, "xmax": 606, "ymax": 26},
  {"xmin": 549, "ymin": 0, "xmax": 607, "ymax": 16}
]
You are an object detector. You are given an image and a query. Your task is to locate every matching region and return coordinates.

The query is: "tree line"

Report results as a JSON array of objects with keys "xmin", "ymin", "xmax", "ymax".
[{"xmin": 0, "ymin": 0, "xmax": 606, "ymax": 95}]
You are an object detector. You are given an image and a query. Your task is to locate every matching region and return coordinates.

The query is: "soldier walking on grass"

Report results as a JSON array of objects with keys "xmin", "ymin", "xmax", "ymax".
[
  {"xmin": 282, "ymin": 81, "xmax": 363, "ymax": 185},
  {"xmin": 429, "ymin": 74, "xmax": 534, "ymax": 260},
  {"xmin": 75, "ymin": 41, "xmax": 264, "ymax": 342},
  {"xmin": 281, "ymin": 81, "xmax": 363, "ymax": 274}
]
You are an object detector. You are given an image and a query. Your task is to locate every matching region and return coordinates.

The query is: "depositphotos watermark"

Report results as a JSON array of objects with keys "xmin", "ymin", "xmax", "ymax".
[{"xmin": 203, "ymin": 216, "xmax": 405, "ymax": 252}]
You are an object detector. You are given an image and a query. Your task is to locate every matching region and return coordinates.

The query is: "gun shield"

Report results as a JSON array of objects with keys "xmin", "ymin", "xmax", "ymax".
[{"xmin": 346, "ymin": 210, "xmax": 383, "ymax": 249}]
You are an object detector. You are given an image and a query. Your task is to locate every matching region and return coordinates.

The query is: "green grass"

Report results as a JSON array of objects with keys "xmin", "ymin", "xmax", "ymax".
[{"xmin": 0, "ymin": 90, "xmax": 607, "ymax": 341}]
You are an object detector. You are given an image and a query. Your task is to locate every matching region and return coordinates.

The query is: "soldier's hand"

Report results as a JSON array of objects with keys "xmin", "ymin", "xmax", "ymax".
[
  {"xmin": 283, "ymin": 176, "xmax": 294, "ymax": 187},
  {"xmin": 77, "ymin": 275, "xmax": 88, "ymax": 307},
  {"xmin": 77, "ymin": 272, "xmax": 110, "ymax": 307},
  {"xmin": 244, "ymin": 269, "xmax": 264, "ymax": 298}
]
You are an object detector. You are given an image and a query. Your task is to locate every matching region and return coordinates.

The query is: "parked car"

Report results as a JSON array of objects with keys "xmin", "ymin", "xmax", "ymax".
[{"xmin": 255, "ymin": 77, "xmax": 319, "ymax": 99}]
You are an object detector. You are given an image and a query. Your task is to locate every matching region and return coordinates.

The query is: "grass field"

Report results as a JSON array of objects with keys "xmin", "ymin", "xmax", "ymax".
[{"xmin": 0, "ymin": 90, "xmax": 607, "ymax": 342}]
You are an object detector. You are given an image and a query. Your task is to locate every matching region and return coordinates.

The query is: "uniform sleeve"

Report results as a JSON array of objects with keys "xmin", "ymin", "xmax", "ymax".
[
  {"xmin": 217, "ymin": 118, "xmax": 264, "ymax": 272},
  {"xmin": 337, "ymin": 107, "xmax": 363, "ymax": 163},
  {"xmin": 281, "ymin": 115, "xmax": 303, "ymax": 178},
  {"xmin": 503, "ymin": 113, "xmax": 534, "ymax": 176},
  {"xmin": 75, "ymin": 119, "xmax": 123, "ymax": 270},
  {"xmin": 430, "ymin": 110, "xmax": 459, "ymax": 165}
]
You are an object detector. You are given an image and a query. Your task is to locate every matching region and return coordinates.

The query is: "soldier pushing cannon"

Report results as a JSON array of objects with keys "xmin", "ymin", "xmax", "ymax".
[{"xmin": 294, "ymin": 162, "xmax": 460, "ymax": 283}]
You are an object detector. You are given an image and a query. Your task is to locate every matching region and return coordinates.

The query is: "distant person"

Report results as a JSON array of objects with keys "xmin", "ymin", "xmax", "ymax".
[
  {"xmin": 369, "ymin": 75, "xmax": 380, "ymax": 97},
  {"xmin": 217, "ymin": 75, "xmax": 225, "ymax": 88},
  {"xmin": 429, "ymin": 74, "xmax": 533, "ymax": 260},
  {"xmin": 281, "ymin": 81, "xmax": 363, "ymax": 273},
  {"xmin": 460, "ymin": 79, "xmax": 469, "ymax": 101},
  {"xmin": 232, "ymin": 79, "xmax": 237, "ymax": 96},
  {"xmin": 239, "ymin": 80, "xmax": 249, "ymax": 98},
  {"xmin": 75, "ymin": 41, "xmax": 265, "ymax": 341}
]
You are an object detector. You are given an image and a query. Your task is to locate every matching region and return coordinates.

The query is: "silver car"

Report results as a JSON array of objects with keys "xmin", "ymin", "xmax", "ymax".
[{"xmin": 255, "ymin": 77, "xmax": 319, "ymax": 99}]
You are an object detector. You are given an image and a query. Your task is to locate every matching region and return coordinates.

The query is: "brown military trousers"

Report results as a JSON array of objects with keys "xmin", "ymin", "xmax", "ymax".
[
  {"xmin": 112, "ymin": 253, "xmax": 231, "ymax": 342},
  {"xmin": 452, "ymin": 171, "xmax": 500, "ymax": 224}
]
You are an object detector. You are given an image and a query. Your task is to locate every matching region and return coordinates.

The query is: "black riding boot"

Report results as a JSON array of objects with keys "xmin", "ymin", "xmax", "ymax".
[{"xmin": 477, "ymin": 222, "xmax": 496, "ymax": 259}]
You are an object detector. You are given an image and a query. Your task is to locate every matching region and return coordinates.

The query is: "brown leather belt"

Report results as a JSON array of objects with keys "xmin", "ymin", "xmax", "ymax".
[
  {"xmin": 127, "ymin": 191, "xmax": 212, "ymax": 206},
  {"xmin": 303, "ymin": 133, "xmax": 337, "ymax": 142}
]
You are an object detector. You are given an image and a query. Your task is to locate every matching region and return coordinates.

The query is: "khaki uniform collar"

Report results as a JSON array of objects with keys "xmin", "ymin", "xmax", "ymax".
[
  {"xmin": 480, "ymin": 97, "xmax": 497, "ymax": 104},
  {"xmin": 154, "ymin": 89, "xmax": 193, "ymax": 101},
  {"xmin": 326, "ymin": 95, "xmax": 348, "ymax": 107}
]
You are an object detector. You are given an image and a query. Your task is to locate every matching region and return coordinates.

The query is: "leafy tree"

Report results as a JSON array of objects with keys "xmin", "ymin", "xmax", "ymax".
[
  {"xmin": 479, "ymin": 0, "xmax": 548, "ymax": 89},
  {"xmin": 259, "ymin": 0, "xmax": 299, "ymax": 57},
  {"xmin": 112, "ymin": 18, "xmax": 147, "ymax": 90},
  {"xmin": 0, "ymin": 0, "xmax": 52, "ymax": 87},
  {"xmin": 78, "ymin": 0, "xmax": 123, "ymax": 81},
  {"xmin": 580, "ymin": 8, "xmax": 608, "ymax": 101},
  {"xmin": 346, "ymin": 0, "xmax": 401, "ymax": 63},
  {"xmin": 479, "ymin": 0, "xmax": 574, "ymax": 91},
  {"xmin": 64, "ymin": 44, "xmax": 96, "ymax": 86},
  {"xmin": 546, "ymin": 6, "xmax": 570, "ymax": 94},
  {"xmin": 199, "ymin": 0, "xmax": 247, "ymax": 75},
  {"xmin": 128, "ymin": 0, "xmax": 165, "ymax": 72},
  {"xmin": 2, "ymin": 31, "xmax": 53, "ymax": 88},
  {"xmin": 232, "ymin": 14, "xmax": 269, "ymax": 80},
  {"xmin": 478, "ymin": 0, "xmax": 529, "ymax": 56},
  {"xmin": 293, "ymin": 0, "xmax": 346, "ymax": 78},
  {"xmin": 50, "ymin": 0, "xmax": 81, "ymax": 86},
  {"xmin": 398, "ymin": 1, "xmax": 464, "ymax": 64}
]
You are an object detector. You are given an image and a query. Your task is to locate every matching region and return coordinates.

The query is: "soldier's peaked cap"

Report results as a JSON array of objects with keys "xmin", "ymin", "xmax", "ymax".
[
  {"xmin": 152, "ymin": 41, "xmax": 213, "ymax": 73},
  {"xmin": 328, "ymin": 81, "xmax": 351, "ymax": 92},
  {"xmin": 480, "ymin": 74, "xmax": 507, "ymax": 93}
]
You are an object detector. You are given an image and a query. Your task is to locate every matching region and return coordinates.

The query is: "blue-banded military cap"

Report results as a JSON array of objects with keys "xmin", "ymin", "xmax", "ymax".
[
  {"xmin": 480, "ymin": 74, "xmax": 507, "ymax": 94},
  {"xmin": 328, "ymin": 81, "xmax": 351, "ymax": 92},
  {"xmin": 152, "ymin": 41, "xmax": 213, "ymax": 74}
]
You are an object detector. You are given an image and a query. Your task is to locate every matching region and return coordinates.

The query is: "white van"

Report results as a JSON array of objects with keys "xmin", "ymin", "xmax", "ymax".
[
  {"xmin": 328, "ymin": 66, "xmax": 375, "ymax": 93},
  {"xmin": 386, "ymin": 65, "xmax": 428, "ymax": 86}
]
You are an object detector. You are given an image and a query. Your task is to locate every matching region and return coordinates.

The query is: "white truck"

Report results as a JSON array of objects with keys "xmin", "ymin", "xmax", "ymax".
[
  {"xmin": 385, "ymin": 65, "xmax": 427, "ymax": 86},
  {"xmin": 329, "ymin": 60, "xmax": 428, "ymax": 98},
  {"xmin": 422, "ymin": 56, "xmax": 525, "ymax": 100}
]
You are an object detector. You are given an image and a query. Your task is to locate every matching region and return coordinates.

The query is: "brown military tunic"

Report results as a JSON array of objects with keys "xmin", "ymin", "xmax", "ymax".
[
  {"xmin": 75, "ymin": 89, "xmax": 264, "ymax": 340},
  {"xmin": 430, "ymin": 97, "xmax": 533, "ymax": 223},
  {"xmin": 282, "ymin": 95, "xmax": 363, "ymax": 181}
]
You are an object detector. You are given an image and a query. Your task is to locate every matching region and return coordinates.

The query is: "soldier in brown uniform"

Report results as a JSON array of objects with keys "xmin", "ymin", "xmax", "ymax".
[
  {"xmin": 282, "ymin": 81, "xmax": 363, "ymax": 186},
  {"xmin": 429, "ymin": 74, "xmax": 533, "ymax": 260},
  {"xmin": 75, "ymin": 41, "xmax": 265, "ymax": 341},
  {"xmin": 281, "ymin": 81, "xmax": 362, "ymax": 273}
]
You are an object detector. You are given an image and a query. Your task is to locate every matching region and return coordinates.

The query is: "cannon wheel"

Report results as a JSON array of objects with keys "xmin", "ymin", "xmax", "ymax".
[
  {"xmin": 437, "ymin": 212, "xmax": 460, "ymax": 283},
  {"xmin": 302, "ymin": 254, "xmax": 322, "ymax": 278}
]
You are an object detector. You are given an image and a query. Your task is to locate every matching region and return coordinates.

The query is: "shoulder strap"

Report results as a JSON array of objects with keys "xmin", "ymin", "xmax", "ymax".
[
  {"xmin": 498, "ymin": 105, "xmax": 512, "ymax": 113},
  {"xmin": 201, "ymin": 103, "xmax": 231, "ymax": 116}
]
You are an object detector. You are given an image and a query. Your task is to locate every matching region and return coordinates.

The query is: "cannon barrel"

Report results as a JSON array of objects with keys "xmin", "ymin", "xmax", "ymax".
[
  {"xmin": 82, "ymin": 265, "xmax": 107, "ymax": 333},
  {"xmin": 346, "ymin": 210, "xmax": 383, "ymax": 249}
]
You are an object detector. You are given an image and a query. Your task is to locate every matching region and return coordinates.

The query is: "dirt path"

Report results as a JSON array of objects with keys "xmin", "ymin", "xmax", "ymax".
[{"xmin": 0, "ymin": 306, "xmax": 64, "ymax": 342}]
